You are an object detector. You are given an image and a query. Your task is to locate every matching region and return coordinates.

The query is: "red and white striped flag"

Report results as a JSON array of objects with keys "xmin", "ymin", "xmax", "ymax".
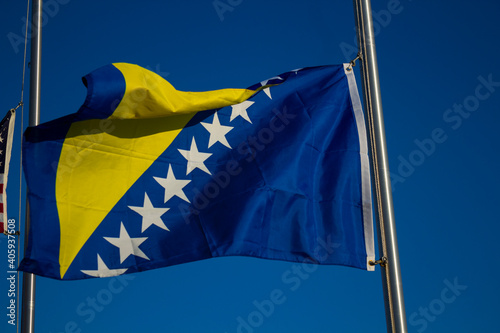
[{"xmin": 0, "ymin": 110, "xmax": 15, "ymax": 234}]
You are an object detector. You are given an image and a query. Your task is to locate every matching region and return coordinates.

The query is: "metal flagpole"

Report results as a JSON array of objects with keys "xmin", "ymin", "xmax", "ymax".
[
  {"xmin": 352, "ymin": 0, "xmax": 407, "ymax": 332},
  {"xmin": 21, "ymin": 0, "xmax": 42, "ymax": 332}
]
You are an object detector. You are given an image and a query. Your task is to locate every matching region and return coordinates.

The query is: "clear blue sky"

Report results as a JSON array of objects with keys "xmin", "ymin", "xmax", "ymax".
[{"xmin": 1, "ymin": 0, "xmax": 500, "ymax": 332}]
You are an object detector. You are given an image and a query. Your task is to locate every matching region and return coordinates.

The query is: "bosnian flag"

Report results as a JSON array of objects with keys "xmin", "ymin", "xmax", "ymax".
[{"xmin": 0, "ymin": 110, "xmax": 15, "ymax": 234}]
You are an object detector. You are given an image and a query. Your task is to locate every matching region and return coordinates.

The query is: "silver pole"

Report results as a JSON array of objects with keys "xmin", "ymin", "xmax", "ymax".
[
  {"xmin": 352, "ymin": 0, "xmax": 407, "ymax": 332},
  {"xmin": 28, "ymin": 0, "xmax": 41, "ymax": 128},
  {"xmin": 21, "ymin": 0, "xmax": 42, "ymax": 332}
]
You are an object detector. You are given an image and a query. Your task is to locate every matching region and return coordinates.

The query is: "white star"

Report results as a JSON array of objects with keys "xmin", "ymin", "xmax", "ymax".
[
  {"xmin": 128, "ymin": 193, "xmax": 170, "ymax": 232},
  {"xmin": 0, "ymin": 150, "xmax": 3, "ymax": 155},
  {"xmin": 262, "ymin": 87, "xmax": 272, "ymax": 99},
  {"xmin": 104, "ymin": 223, "xmax": 149, "ymax": 263},
  {"xmin": 260, "ymin": 76, "xmax": 283, "ymax": 86},
  {"xmin": 153, "ymin": 165, "xmax": 191, "ymax": 204},
  {"xmin": 178, "ymin": 137, "xmax": 212, "ymax": 175},
  {"xmin": 231, "ymin": 100, "xmax": 254, "ymax": 123},
  {"xmin": 260, "ymin": 76, "xmax": 283, "ymax": 100},
  {"xmin": 201, "ymin": 112, "xmax": 233, "ymax": 148},
  {"xmin": 81, "ymin": 254, "xmax": 128, "ymax": 278},
  {"xmin": 0, "ymin": 137, "xmax": 4, "ymax": 143}
]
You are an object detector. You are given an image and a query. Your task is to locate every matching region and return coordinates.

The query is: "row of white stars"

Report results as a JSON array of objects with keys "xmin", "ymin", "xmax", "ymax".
[{"xmin": 80, "ymin": 71, "xmax": 301, "ymax": 277}]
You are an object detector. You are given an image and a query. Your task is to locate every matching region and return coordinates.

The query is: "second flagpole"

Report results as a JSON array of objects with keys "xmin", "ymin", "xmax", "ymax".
[
  {"xmin": 21, "ymin": 0, "xmax": 42, "ymax": 332},
  {"xmin": 352, "ymin": 0, "xmax": 408, "ymax": 332}
]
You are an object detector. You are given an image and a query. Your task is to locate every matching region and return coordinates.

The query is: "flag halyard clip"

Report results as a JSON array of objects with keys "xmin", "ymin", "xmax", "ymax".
[
  {"xmin": 10, "ymin": 101, "xmax": 23, "ymax": 113},
  {"xmin": 347, "ymin": 52, "xmax": 362, "ymax": 71},
  {"xmin": 369, "ymin": 257, "xmax": 388, "ymax": 268}
]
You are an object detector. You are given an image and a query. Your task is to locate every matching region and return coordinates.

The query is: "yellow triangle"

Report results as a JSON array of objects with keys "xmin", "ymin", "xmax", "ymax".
[{"xmin": 57, "ymin": 63, "xmax": 256, "ymax": 278}]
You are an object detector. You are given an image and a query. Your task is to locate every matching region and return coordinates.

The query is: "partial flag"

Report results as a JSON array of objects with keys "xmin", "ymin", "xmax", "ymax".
[
  {"xmin": 0, "ymin": 110, "xmax": 15, "ymax": 235},
  {"xmin": 19, "ymin": 63, "xmax": 374, "ymax": 280}
]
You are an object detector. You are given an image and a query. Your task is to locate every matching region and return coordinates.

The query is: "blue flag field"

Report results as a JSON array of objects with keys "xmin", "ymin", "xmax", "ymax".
[{"xmin": 19, "ymin": 63, "xmax": 374, "ymax": 280}]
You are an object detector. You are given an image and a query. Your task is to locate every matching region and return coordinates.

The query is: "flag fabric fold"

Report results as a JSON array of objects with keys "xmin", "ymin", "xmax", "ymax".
[{"xmin": 19, "ymin": 63, "xmax": 374, "ymax": 280}]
